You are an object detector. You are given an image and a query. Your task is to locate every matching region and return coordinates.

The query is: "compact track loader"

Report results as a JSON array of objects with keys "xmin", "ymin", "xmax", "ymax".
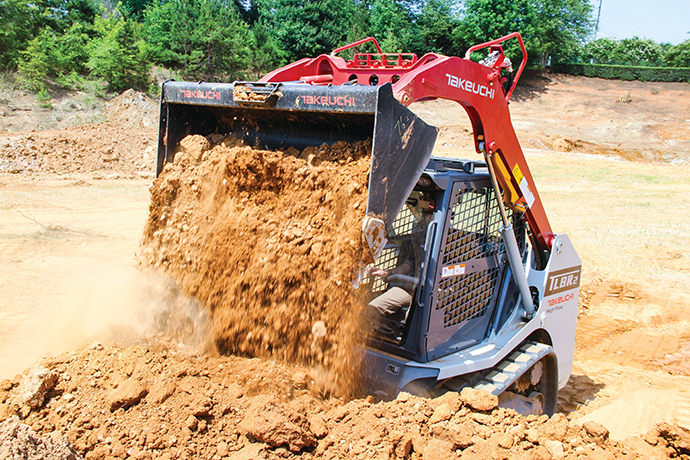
[{"xmin": 156, "ymin": 33, "xmax": 580, "ymax": 415}]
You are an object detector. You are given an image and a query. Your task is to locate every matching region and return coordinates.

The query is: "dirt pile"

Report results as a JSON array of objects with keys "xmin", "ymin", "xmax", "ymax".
[
  {"xmin": 0, "ymin": 342, "xmax": 688, "ymax": 459},
  {"xmin": 141, "ymin": 135, "xmax": 372, "ymax": 393},
  {"xmin": 106, "ymin": 90, "xmax": 158, "ymax": 131},
  {"xmin": 0, "ymin": 123, "xmax": 156, "ymax": 177}
]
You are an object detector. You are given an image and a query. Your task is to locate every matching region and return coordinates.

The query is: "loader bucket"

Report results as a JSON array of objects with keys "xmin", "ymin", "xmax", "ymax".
[{"xmin": 157, "ymin": 80, "xmax": 437, "ymax": 234}]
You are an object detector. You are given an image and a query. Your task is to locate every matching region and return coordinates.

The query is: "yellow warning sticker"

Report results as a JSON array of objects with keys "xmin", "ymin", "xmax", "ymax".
[{"xmin": 512, "ymin": 163, "xmax": 524, "ymax": 184}]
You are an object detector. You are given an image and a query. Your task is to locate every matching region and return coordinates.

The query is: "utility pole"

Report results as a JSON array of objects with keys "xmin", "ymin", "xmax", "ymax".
[{"xmin": 594, "ymin": 0, "xmax": 603, "ymax": 40}]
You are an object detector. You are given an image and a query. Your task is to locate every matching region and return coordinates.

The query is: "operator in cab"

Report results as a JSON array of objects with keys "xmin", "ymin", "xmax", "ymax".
[{"xmin": 367, "ymin": 191, "xmax": 435, "ymax": 321}]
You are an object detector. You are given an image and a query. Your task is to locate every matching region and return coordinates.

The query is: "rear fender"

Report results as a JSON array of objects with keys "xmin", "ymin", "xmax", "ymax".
[{"xmin": 528, "ymin": 234, "xmax": 580, "ymax": 389}]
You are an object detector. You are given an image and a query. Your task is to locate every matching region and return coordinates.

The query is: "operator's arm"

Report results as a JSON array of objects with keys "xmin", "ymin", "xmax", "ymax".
[{"xmin": 369, "ymin": 259, "xmax": 413, "ymax": 278}]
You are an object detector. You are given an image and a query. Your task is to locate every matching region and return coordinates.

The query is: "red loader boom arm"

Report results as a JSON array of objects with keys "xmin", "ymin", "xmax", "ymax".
[{"xmin": 260, "ymin": 33, "xmax": 555, "ymax": 253}]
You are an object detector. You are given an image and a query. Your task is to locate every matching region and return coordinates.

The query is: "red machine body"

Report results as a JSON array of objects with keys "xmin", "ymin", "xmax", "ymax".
[{"xmin": 260, "ymin": 33, "xmax": 554, "ymax": 253}]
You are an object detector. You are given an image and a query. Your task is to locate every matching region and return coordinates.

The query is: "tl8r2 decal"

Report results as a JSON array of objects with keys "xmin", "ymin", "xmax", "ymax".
[{"xmin": 545, "ymin": 266, "xmax": 581, "ymax": 297}]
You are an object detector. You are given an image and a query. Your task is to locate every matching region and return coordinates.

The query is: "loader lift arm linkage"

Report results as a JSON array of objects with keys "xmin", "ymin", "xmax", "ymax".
[{"xmin": 260, "ymin": 33, "xmax": 555, "ymax": 256}]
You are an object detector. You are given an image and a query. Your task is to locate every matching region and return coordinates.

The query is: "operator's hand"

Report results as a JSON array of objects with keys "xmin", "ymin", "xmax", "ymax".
[{"xmin": 367, "ymin": 267, "xmax": 390, "ymax": 278}]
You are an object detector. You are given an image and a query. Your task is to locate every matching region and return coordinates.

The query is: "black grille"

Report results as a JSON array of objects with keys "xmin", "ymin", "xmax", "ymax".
[{"xmin": 436, "ymin": 187, "xmax": 506, "ymax": 328}]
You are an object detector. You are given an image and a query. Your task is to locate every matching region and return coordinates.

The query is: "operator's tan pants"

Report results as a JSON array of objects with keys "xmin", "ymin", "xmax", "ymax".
[{"xmin": 369, "ymin": 287, "xmax": 412, "ymax": 317}]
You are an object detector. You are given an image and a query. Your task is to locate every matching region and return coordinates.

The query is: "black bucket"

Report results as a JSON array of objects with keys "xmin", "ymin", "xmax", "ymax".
[{"xmin": 157, "ymin": 80, "xmax": 438, "ymax": 230}]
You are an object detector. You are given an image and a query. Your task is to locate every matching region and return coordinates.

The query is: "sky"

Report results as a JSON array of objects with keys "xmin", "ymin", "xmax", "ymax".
[{"xmin": 589, "ymin": 0, "xmax": 690, "ymax": 45}]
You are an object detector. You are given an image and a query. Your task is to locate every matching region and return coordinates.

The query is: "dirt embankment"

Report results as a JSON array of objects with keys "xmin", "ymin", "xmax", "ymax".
[
  {"xmin": 0, "ymin": 87, "xmax": 157, "ymax": 177},
  {"xmin": 141, "ymin": 135, "xmax": 372, "ymax": 394},
  {"xmin": 422, "ymin": 72, "xmax": 690, "ymax": 165},
  {"xmin": 0, "ymin": 124, "xmax": 156, "ymax": 177}
]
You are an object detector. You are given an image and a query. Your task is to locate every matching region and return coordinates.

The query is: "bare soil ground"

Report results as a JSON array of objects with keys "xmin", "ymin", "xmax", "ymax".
[{"xmin": 0, "ymin": 73, "xmax": 689, "ymax": 458}]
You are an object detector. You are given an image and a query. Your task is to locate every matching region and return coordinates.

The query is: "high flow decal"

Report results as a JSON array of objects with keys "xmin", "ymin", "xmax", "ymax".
[
  {"xmin": 300, "ymin": 95, "xmax": 356, "ymax": 106},
  {"xmin": 544, "ymin": 266, "xmax": 581, "ymax": 297},
  {"xmin": 446, "ymin": 74, "xmax": 495, "ymax": 99},
  {"xmin": 181, "ymin": 89, "xmax": 221, "ymax": 100}
]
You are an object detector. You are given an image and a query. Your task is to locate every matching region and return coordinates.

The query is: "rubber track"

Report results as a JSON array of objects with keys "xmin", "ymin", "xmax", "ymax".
[{"xmin": 474, "ymin": 341, "xmax": 554, "ymax": 396}]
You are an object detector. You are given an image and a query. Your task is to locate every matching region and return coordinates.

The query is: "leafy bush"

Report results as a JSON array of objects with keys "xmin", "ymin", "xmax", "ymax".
[
  {"xmin": 17, "ymin": 24, "xmax": 89, "ymax": 91},
  {"xmin": 583, "ymin": 37, "xmax": 618, "ymax": 64},
  {"xmin": 664, "ymin": 40, "xmax": 690, "ymax": 68},
  {"xmin": 35, "ymin": 84, "xmax": 52, "ymax": 109},
  {"xmin": 87, "ymin": 9, "xmax": 150, "ymax": 92},
  {"xmin": 612, "ymin": 37, "xmax": 663, "ymax": 66},
  {"xmin": 55, "ymin": 72, "xmax": 87, "ymax": 91},
  {"xmin": 554, "ymin": 63, "xmax": 690, "ymax": 82},
  {"xmin": 584, "ymin": 37, "xmax": 688, "ymax": 68}
]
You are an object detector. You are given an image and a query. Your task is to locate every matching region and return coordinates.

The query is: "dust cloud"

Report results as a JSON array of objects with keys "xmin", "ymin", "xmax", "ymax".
[{"xmin": 0, "ymin": 256, "xmax": 211, "ymax": 381}]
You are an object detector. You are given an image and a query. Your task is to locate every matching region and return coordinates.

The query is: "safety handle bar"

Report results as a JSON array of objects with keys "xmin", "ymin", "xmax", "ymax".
[
  {"xmin": 417, "ymin": 220, "xmax": 437, "ymax": 309},
  {"xmin": 464, "ymin": 32, "xmax": 527, "ymax": 102},
  {"xmin": 331, "ymin": 37, "xmax": 383, "ymax": 56}
]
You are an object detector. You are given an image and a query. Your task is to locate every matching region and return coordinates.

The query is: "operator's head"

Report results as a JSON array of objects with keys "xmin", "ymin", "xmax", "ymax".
[
  {"xmin": 405, "ymin": 191, "xmax": 435, "ymax": 220},
  {"xmin": 418, "ymin": 193, "xmax": 435, "ymax": 215}
]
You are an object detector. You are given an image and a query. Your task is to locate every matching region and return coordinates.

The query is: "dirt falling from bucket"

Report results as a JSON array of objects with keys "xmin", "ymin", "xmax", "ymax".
[{"xmin": 141, "ymin": 136, "xmax": 373, "ymax": 395}]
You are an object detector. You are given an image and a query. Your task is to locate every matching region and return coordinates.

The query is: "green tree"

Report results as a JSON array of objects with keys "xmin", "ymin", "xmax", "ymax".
[
  {"xmin": 0, "ymin": 0, "xmax": 36, "ymax": 67},
  {"xmin": 246, "ymin": 22, "xmax": 286, "ymax": 79},
  {"xmin": 368, "ymin": 0, "xmax": 422, "ymax": 53},
  {"xmin": 456, "ymin": 0, "xmax": 539, "ymax": 64},
  {"xmin": 257, "ymin": 0, "xmax": 359, "ymax": 61},
  {"xmin": 38, "ymin": 0, "xmax": 98, "ymax": 33},
  {"xmin": 664, "ymin": 40, "xmax": 690, "ymax": 67},
  {"xmin": 344, "ymin": 1, "xmax": 371, "ymax": 46},
  {"xmin": 0, "ymin": 0, "xmax": 96, "ymax": 68},
  {"xmin": 531, "ymin": 0, "xmax": 592, "ymax": 65},
  {"xmin": 233, "ymin": 0, "xmax": 260, "ymax": 24},
  {"xmin": 417, "ymin": 0, "xmax": 460, "ymax": 56},
  {"xmin": 16, "ymin": 30, "xmax": 51, "ymax": 91},
  {"xmin": 120, "ymin": 0, "xmax": 155, "ymax": 18},
  {"xmin": 144, "ymin": 0, "xmax": 251, "ymax": 80},
  {"xmin": 584, "ymin": 37, "xmax": 618, "ymax": 64},
  {"xmin": 87, "ymin": 8, "xmax": 150, "ymax": 91},
  {"xmin": 17, "ymin": 23, "xmax": 89, "ymax": 90},
  {"xmin": 457, "ymin": 0, "xmax": 593, "ymax": 66},
  {"xmin": 141, "ymin": 0, "xmax": 178, "ymax": 67}
]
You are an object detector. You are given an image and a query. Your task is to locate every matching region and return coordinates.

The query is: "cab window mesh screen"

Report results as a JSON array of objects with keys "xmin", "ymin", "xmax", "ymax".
[{"xmin": 436, "ymin": 187, "xmax": 505, "ymax": 328}]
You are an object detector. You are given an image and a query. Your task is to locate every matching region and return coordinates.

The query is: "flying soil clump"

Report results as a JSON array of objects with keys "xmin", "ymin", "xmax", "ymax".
[{"xmin": 142, "ymin": 135, "xmax": 372, "ymax": 393}]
